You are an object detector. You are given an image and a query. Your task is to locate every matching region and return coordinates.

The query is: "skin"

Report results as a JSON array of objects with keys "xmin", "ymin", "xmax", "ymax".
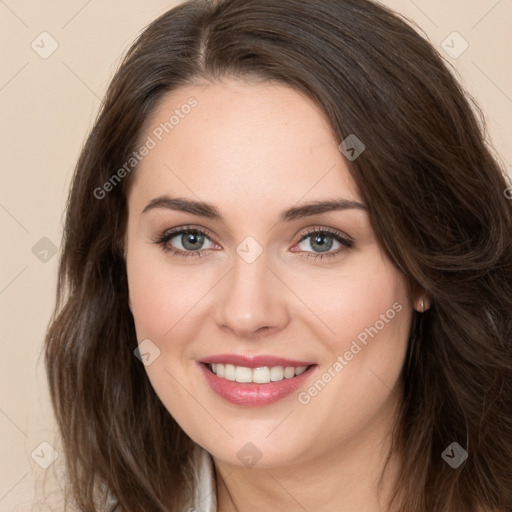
[{"xmin": 124, "ymin": 77, "xmax": 428, "ymax": 511}]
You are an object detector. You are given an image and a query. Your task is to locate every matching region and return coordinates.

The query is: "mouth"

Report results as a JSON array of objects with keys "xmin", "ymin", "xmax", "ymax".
[
  {"xmin": 197, "ymin": 359, "xmax": 318, "ymax": 407},
  {"xmin": 205, "ymin": 362, "xmax": 312, "ymax": 383}
]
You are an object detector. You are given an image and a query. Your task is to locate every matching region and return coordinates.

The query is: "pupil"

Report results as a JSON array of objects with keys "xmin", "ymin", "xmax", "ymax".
[
  {"xmin": 312, "ymin": 234, "xmax": 333, "ymax": 253},
  {"xmin": 183, "ymin": 232, "xmax": 204, "ymax": 250}
]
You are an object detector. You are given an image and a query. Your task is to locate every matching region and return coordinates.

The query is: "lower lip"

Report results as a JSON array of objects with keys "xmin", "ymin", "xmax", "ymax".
[{"xmin": 197, "ymin": 362, "xmax": 317, "ymax": 407}]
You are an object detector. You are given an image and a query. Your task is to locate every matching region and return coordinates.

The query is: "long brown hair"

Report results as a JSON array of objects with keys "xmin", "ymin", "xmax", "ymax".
[{"xmin": 44, "ymin": 0, "xmax": 512, "ymax": 510}]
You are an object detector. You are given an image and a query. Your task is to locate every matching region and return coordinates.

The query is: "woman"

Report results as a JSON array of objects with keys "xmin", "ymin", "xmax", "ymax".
[{"xmin": 44, "ymin": 0, "xmax": 512, "ymax": 510}]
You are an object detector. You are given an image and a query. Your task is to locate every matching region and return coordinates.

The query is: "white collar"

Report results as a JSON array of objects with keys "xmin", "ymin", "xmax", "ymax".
[{"xmin": 191, "ymin": 444, "xmax": 217, "ymax": 512}]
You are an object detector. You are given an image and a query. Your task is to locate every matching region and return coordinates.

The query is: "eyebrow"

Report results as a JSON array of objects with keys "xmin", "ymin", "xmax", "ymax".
[{"xmin": 141, "ymin": 195, "xmax": 367, "ymax": 222}]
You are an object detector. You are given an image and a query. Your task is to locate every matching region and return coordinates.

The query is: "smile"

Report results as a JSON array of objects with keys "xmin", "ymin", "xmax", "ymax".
[
  {"xmin": 208, "ymin": 363, "xmax": 308, "ymax": 383},
  {"xmin": 198, "ymin": 361, "xmax": 317, "ymax": 407}
]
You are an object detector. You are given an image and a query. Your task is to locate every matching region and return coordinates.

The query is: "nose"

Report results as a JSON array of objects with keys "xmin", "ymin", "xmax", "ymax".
[{"xmin": 214, "ymin": 248, "xmax": 290, "ymax": 339}]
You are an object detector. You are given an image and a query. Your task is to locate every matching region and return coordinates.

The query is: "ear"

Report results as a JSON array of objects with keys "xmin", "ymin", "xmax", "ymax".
[{"xmin": 411, "ymin": 281, "xmax": 430, "ymax": 313}]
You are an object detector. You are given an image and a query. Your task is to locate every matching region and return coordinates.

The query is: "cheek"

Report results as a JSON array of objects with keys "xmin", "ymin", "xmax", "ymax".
[
  {"xmin": 290, "ymin": 251, "xmax": 411, "ymax": 359},
  {"xmin": 288, "ymin": 258, "xmax": 411, "ymax": 452},
  {"xmin": 126, "ymin": 246, "xmax": 207, "ymax": 340},
  {"xmin": 292, "ymin": 252, "xmax": 412, "ymax": 417},
  {"xmin": 126, "ymin": 247, "xmax": 206, "ymax": 419}
]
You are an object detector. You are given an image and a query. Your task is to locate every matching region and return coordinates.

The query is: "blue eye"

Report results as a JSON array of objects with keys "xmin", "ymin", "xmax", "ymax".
[
  {"xmin": 153, "ymin": 226, "xmax": 353, "ymax": 260},
  {"xmin": 154, "ymin": 227, "xmax": 215, "ymax": 258},
  {"xmin": 294, "ymin": 228, "xmax": 353, "ymax": 260}
]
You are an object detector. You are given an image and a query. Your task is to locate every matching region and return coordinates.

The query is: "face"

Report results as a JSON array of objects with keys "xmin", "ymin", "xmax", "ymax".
[{"xmin": 124, "ymin": 78, "xmax": 416, "ymax": 469}]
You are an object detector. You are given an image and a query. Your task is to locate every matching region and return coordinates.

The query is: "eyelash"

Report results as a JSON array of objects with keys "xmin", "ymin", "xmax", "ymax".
[{"xmin": 153, "ymin": 225, "xmax": 353, "ymax": 260}]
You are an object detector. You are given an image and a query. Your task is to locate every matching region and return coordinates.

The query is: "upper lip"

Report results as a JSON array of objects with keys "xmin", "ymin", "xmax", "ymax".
[{"xmin": 200, "ymin": 354, "xmax": 315, "ymax": 368}]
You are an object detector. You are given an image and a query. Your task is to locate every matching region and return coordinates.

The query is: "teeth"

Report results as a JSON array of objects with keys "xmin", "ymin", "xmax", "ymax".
[
  {"xmin": 225, "ymin": 364, "xmax": 236, "ymax": 381},
  {"xmin": 235, "ymin": 366, "xmax": 252, "ymax": 383},
  {"xmin": 253, "ymin": 367, "xmax": 270, "ymax": 383},
  {"xmin": 209, "ymin": 363, "xmax": 309, "ymax": 383}
]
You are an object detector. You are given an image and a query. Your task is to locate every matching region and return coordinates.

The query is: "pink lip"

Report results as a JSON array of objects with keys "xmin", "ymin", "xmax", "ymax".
[
  {"xmin": 197, "ymin": 361, "xmax": 317, "ymax": 407},
  {"xmin": 200, "ymin": 354, "xmax": 315, "ymax": 368}
]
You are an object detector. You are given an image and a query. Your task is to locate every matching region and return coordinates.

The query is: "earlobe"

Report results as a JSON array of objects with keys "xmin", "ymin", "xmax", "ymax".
[
  {"xmin": 410, "ymin": 281, "xmax": 430, "ymax": 313},
  {"xmin": 416, "ymin": 296, "xmax": 429, "ymax": 313}
]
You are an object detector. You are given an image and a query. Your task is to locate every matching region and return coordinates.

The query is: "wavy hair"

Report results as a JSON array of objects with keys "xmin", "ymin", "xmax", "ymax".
[{"xmin": 44, "ymin": 0, "xmax": 512, "ymax": 510}]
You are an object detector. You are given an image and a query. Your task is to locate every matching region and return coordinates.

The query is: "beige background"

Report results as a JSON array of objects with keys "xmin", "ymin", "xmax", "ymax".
[{"xmin": 0, "ymin": 0, "xmax": 510, "ymax": 509}]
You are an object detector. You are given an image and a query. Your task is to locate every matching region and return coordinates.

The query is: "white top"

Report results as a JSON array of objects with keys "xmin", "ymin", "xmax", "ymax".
[{"xmin": 190, "ymin": 444, "xmax": 218, "ymax": 512}]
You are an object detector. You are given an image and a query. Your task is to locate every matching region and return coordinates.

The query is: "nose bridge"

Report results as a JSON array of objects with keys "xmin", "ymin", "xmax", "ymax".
[{"xmin": 214, "ymin": 239, "xmax": 288, "ymax": 336}]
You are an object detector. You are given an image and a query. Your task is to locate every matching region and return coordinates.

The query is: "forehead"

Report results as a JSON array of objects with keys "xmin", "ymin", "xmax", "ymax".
[{"xmin": 128, "ymin": 78, "xmax": 362, "ymax": 213}]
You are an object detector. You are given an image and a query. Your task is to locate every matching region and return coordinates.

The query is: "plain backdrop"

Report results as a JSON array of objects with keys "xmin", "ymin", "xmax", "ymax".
[{"xmin": 1, "ymin": 0, "xmax": 511, "ymax": 509}]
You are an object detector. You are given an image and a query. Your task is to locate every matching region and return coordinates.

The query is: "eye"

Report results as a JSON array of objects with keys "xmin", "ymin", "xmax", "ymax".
[
  {"xmin": 292, "ymin": 227, "xmax": 353, "ymax": 260},
  {"xmin": 153, "ymin": 225, "xmax": 353, "ymax": 261},
  {"xmin": 153, "ymin": 226, "xmax": 218, "ymax": 258}
]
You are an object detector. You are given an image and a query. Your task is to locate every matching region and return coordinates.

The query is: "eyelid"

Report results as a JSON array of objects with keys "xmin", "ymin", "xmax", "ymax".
[
  {"xmin": 292, "ymin": 226, "xmax": 353, "ymax": 260},
  {"xmin": 152, "ymin": 225, "xmax": 218, "ymax": 255},
  {"xmin": 153, "ymin": 224, "xmax": 353, "ymax": 259},
  {"xmin": 296, "ymin": 226, "xmax": 354, "ymax": 244},
  {"xmin": 154, "ymin": 224, "xmax": 217, "ymax": 241}
]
